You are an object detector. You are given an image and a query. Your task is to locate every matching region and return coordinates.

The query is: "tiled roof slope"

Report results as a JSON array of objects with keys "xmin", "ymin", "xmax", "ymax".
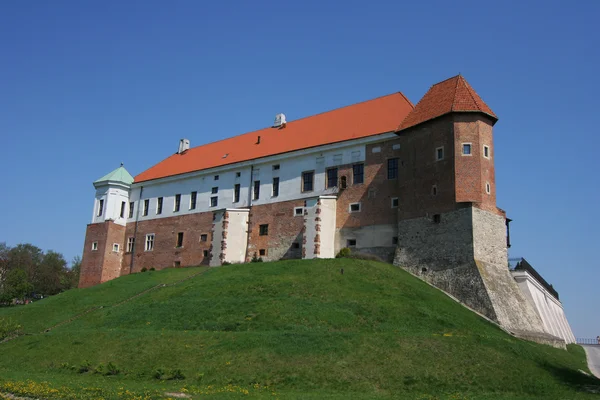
[
  {"xmin": 398, "ymin": 75, "xmax": 497, "ymax": 131},
  {"xmin": 135, "ymin": 93, "xmax": 414, "ymax": 183}
]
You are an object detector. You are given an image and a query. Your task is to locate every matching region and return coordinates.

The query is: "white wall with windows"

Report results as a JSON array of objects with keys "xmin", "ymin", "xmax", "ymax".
[{"xmin": 92, "ymin": 186, "xmax": 130, "ymax": 226}]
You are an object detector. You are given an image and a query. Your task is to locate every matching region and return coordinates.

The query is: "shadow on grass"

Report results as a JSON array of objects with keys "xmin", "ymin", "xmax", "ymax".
[{"xmin": 540, "ymin": 362, "xmax": 600, "ymax": 394}]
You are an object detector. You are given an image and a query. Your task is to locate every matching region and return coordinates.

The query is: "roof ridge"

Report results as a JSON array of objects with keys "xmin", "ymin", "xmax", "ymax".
[{"xmin": 433, "ymin": 74, "xmax": 461, "ymax": 89}]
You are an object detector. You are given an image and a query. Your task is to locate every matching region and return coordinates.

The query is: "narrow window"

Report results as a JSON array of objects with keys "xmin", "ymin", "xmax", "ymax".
[
  {"xmin": 353, "ymin": 164, "xmax": 364, "ymax": 184},
  {"xmin": 259, "ymin": 224, "xmax": 269, "ymax": 236},
  {"xmin": 462, "ymin": 143, "xmax": 472, "ymax": 155},
  {"xmin": 200, "ymin": 234, "xmax": 208, "ymax": 242},
  {"xmin": 387, "ymin": 158, "xmax": 399, "ymax": 179},
  {"xmin": 214, "ymin": 175, "xmax": 219, "ymax": 181},
  {"xmin": 259, "ymin": 249, "xmax": 267, "ymax": 256},
  {"xmin": 112, "ymin": 243, "xmax": 120, "ymax": 252},
  {"xmin": 486, "ymin": 182, "xmax": 491, "ymax": 194},
  {"xmin": 391, "ymin": 197, "xmax": 399, "ymax": 208},
  {"xmin": 483, "ymin": 145, "xmax": 490, "ymax": 159},
  {"xmin": 120, "ymin": 201, "xmax": 126, "ymax": 218},
  {"xmin": 129, "ymin": 202, "xmax": 134, "ymax": 218},
  {"xmin": 174, "ymin": 194, "xmax": 181, "ymax": 212},
  {"xmin": 157, "ymin": 197, "xmax": 163, "ymax": 215},
  {"xmin": 176, "ymin": 232, "xmax": 184, "ymax": 248},
  {"xmin": 326, "ymin": 168, "xmax": 338, "ymax": 188},
  {"xmin": 433, "ymin": 214, "xmax": 441, "ymax": 224},
  {"xmin": 253, "ymin": 180, "xmax": 260, "ymax": 200},
  {"xmin": 302, "ymin": 171, "xmax": 314, "ymax": 192},
  {"xmin": 127, "ymin": 237, "xmax": 135, "ymax": 252},
  {"xmin": 235, "ymin": 172, "xmax": 241, "ymax": 178},
  {"xmin": 432, "ymin": 185, "xmax": 438, "ymax": 196},
  {"xmin": 97, "ymin": 199, "xmax": 104, "ymax": 217},
  {"xmin": 145, "ymin": 234, "xmax": 155, "ymax": 251},
  {"xmin": 211, "ymin": 187, "xmax": 218, "ymax": 194},
  {"xmin": 210, "ymin": 196, "xmax": 218, "ymax": 207},
  {"xmin": 340, "ymin": 176, "xmax": 347, "ymax": 189},
  {"xmin": 272, "ymin": 177, "xmax": 279, "ymax": 197},
  {"xmin": 347, "ymin": 239, "xmax": 357, "ymax": 247},
  {"xmin": 233, "ymin": 184, "xmax": 240, "ymax": 203},
  {"xmin": 273, "ymin": 164, "xmax": 280, "ymax": 171},
  {"xmin": 91, "ymin": 241, "xmax": 98, "ymax": 251},
  {"xmin": 392, "ymin": 237, "xmax": 398, "ymax": 245},
  {"xmin": 292, "ymin": 242, "xmax": 300, "ymax": 249},
  {"xmin": 143, "ymin": 199, "xmax": 149, "ymax": 216},
  {"xmin": 349, "ymin": 203, "xmax": 361, "ymax": 213},
  {"xmin": 190, "ymin": 191, "xmax": 197, "ymax": 210},
  {"xmin": 436, "ymin": 147, "xmax": 444, "ymax": 161},
  {"xmin": 294, "ymin": 207, "xmax": 304, "ymax": 216},
  {"xmin": 203, "ymin": 250, "xmax": 209, "ymax": 257}
]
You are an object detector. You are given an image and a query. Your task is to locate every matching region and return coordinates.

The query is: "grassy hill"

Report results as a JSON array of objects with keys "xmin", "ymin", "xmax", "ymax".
[{"xmin": 0, "ymin": 259, "xmax": 598, "ymax": 399}]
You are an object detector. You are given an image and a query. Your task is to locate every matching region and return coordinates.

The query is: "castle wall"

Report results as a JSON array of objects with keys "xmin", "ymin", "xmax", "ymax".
[{"xmin": 80, "ymin": 221, "xmax": 126, "ymax": 288}]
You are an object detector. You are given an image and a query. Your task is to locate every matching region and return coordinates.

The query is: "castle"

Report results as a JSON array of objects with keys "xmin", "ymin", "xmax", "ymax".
[{"xmin": 80, "ymin": 75, "xmax": 575, "ymax": 346}]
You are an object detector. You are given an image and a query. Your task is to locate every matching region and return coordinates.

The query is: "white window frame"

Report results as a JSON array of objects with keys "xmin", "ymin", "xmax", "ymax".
[
  {"xmin": 145, "ymin": 234, "xmax": 155, "ymax": 251},
  {"xmin": 391, "ymin": 197, "xmax": 399, "ymax": 208},
  {"xmin": 349, "ymin": 202, "xmax": 361, "ymax": 213},
  {"xmin": 91, "ymin": 241, "xmax": 98, "ymax": 251},
  {"xmin": 127, "ymin": 237, "xmax": 135, "ymax": 253},
  {"xmin": 112, "ymin": 243, "xmax": 120, "ymax": 253},
  {"xmin": 294, "ymin": 207, "xmax": 304, "ymax": 216},
  {"xmin": 435, "ymin": 146, "xmax": 444, "ymax": 161},
  {"xmin": 462, "ymin": 143, "xmax": 473, "ymax": 156},
  {"xmin": 483, "ymin": 145, "xmax": 490, "ymax": 159}
]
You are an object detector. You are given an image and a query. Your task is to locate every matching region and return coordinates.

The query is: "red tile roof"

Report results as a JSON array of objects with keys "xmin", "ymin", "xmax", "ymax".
[
  {"xmin": 135, "ymin": 93, "xmax": 414, "ymax": 183},
  {"xmin": 397, "ymin": 75, "xmax": 497, "ymax": 131}
]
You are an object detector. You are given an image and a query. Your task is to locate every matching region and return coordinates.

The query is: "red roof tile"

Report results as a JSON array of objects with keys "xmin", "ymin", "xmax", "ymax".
[
  {"xmin": 135, "ymin": 93, "xmax": 414, "ymax": 183},
  {"xmin": 398, "ymin": 75, "xmax": 497, "ymax": 131}
]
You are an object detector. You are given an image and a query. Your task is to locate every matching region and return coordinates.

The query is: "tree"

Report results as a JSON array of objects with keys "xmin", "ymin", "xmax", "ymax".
[
  {"xmin": 0, "ymin": 269, "xmax": 32, "ymax": 303},
  {"xmin": 36, "ymin": 251, "xmax": 69, "ymax": 295},
  {"xmin": 67, "ymin": 256, "xmax": 81, "ymax": 289}
]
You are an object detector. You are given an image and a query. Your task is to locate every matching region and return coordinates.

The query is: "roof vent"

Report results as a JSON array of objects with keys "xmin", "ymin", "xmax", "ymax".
[
  {"xmin": 178, "ymin": 139, "xmax": 190, "ymax": 154},
  {"xmin": 274, "ymin": 113, "xmax": 286, "ymax": 128}
]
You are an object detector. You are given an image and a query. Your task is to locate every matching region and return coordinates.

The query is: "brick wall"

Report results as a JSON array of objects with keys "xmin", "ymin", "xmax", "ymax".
[{"xmin": 79, "ymin": 221, "xmax": 125, "ymax": 288}]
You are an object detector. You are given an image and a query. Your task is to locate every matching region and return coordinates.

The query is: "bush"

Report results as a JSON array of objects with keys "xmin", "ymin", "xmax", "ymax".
[
  {"xmin": 153, "ymin": 368, "xmax": 166, "ymax": 380},
  {"xmin": 78, "ymin": 360, "xmax": 92, "ymax": 374},
  {"xmin": 336, "ymin": 248, "xmax": 352, "ymax": 258},
  {"xmin": 140, "ymin": 267, "xmax": 148, "ymax": 272},
  {"xmin": 251, "ymin": 253, "xmax": 263, "ymax": 263},
  {"xmin": 149, "ymin": 267, "xmax": 156, "ymax": 271},
  {"xmin": 0, "ymin": 317, "xmax": 22, "ymax": 341},
  {"xmin": 169, "ymin": 368, "xmax": 186, "ymax": 380},
  {"xmin": 222, "ymin": 261, "xmax": 231, "ymax": 266},
  {"xmin": 105, "ymin": 361, "xmax": 120, "ymax": 376},
  {"xmin": 93, "ymin": 363, "xmax": 104, "ymax": 375}
]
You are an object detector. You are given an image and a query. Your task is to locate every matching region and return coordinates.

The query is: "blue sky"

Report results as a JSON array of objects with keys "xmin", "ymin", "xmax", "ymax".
[{"xmin": 0, "ymin": 0, "xmax": 598, "ymax": 337}]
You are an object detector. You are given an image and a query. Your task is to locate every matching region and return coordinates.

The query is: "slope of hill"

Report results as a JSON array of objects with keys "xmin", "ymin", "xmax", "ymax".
[{"xmin": 0, "ymin": 259, "xmax": 598, "ymax": 399}]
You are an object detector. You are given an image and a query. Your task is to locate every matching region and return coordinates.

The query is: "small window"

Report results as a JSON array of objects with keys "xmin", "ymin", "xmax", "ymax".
[
  {"xmin": 273, "ymin": 164, "xmax": 280, "ymax": 171},
  {"xmin": 486, "ymin": 182, "xmax": 491, "ymax": 194},
  {"xmin": 97, "ymin": 199, "xmax": 104, "ymax": 217},
  {"xmin": 349, "ymin": 203, "xmax": 361, "ymax": 213},
  {"xmin": 211, "ymin": 187, "xmax": 218, "ymax": 194},
  {"xmin": 392, "ymin": 237, "xmax": 398, "ymax": 245},
  {"xmin": 176, "ymin": 232, "xmax": 184, "ymax": 248},
  {"xmin": 203, "ymin": 250, "xmax": 208, "ymax": 257},
  {"xmin": 214, "ymin": 175, "xmax": 219, "ymax": 180},
  {"xmin": 387, "ymin": 158, "xmax": 399, "ymax": 179},
  {"xmin": 483, "ymin": 145, "xmax": 490, "ymax": 159},
  {"xmin": 259, "ymin": 224, "xmax": 269, "ymax": 236},
  {"xmin": 340, "ymin": 176, "xmax": 347, "ymax": 189},
  {"xmin": 129, "ymin": 202, "xmax": 134, "ymax": 218},
  {"xmin": 174, "ymin": 194, "xmax": 181, "ymax": 212},
  {"xmin": 253, "ymin": 181, "xmax": 260, "ymax": 200},
  {"xmin": 294, "ymin": 207, "xmax": 304, "ymax": 216},
  {"xmin": 326, "ymin": 168, "xmax": 338, "ymax": 188},
  {"xmin": 259, "ymin": 249, "xmax": 267, "ymax": 256},
  {"xmin": 200, "ymin": 234, "xmax": 208, "ymax": 242},
  {"xmin": 436, "ymin": 146, "xmax": 444, "ymax": 161},
  {"xmin": 233, "ymin": 184, "xmax": 240, "ymax": 203},
  {"xmin": 353, "ymin": 164, "xmax": 364, "ymax": 184},
  {"xmin": 120, "ymin": 201, "xmax": 126, "ymax": 218},
  {"xmin": 272, "ymin": 177, "xmax": 279, "ymax": 197},
  {"xmin": 157, "ymin": 197, "xmax": 163, "ymax": 215},
  {"xmin": 174, "ymin": 261, "xmax": 181, "ymax": 267},
  {"xmin": 210, "ymin": 196, "xmax": 218, "ymax": 207},
  {"xmin": 391, "ymin": 197, "xmax": 399, "ymax": 208},
  {"xmin": 433, "ymin": 214, "xmax": 441, "ymax": 224},
  {"xmin": 292, "ymin": 242, "xmax": 300, "ymax": 249},
  {"xmin": 143, "ymin": 199, "xmax": 149, "ymax": 216},
  {"xmin": 432, "ymin": 185, "xmax": 438, "ymax": 196},
  {"xmin": 145, "ymin": 234, "xmax": 155, "ymax": 251},
  {"xmin": 236, "ymin": 172, "xmax": 241, "ymax": 178},
  {"xmin": 462, "ymin": 143, "xmax": 472, "ymax": 155},
  {"xmin": 190, "ymin": 191, "xmax": 197, "ymax": 210},
  {"xmin": 347, "ymin": 239, "xmax": 357, "ymax": 247},
  {"xmin": 112, "ymin": 243, "xmax": 120, "ymax": 252},
  {"xmin": 127, "ymin": 237, "xmax": 135, "ymax": 252},
  {"xmin": 302, "ymin": 171, "xmax": 314, "ymax": 192},
  {"xmin": 91, "ymin": 241, "xmax": 98, "ymax": 251}
]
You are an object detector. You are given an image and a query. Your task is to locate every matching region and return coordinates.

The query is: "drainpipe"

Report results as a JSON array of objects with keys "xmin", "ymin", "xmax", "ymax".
[{"xmin": 129, "ymin": 185, "xmax": 143, "ymax": 273}]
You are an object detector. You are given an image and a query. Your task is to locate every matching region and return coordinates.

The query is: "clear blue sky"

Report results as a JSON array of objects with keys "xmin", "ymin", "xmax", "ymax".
[{"xmin": 0, "ymin": 1, "xmax": 598, "ymax": 337}]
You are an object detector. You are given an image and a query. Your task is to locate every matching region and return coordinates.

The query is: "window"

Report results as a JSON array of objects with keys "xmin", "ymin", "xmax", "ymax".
[
  {"xmin": 436, "ymin": 146, "xmax": 444, "ymax": 161},
  {"xmin": 176, "ymin": 232, "xmax": 184, "ymax": 248},
  {"xmin": 174, "ymin": 194, "xmax": 181, "ymax": 212},
  {"xmin": 432, "ymin": 185, "xmax": 438, "ymax": 196},
  {"xmin": 486, "ymin": 182, "xmax": 491, "ymax": 194},
  {"xmin": 112, "ymin": 243, "xmax": 120, "ymax": 252},
  {"xmin": 392, "ymin": 237, "xmax": 398, "ymax": 245},
  {"xmin": 210, "ymin": 196, "xmax": 218, "ymax": 207},
  {"xmin": 391, "ymin": 197, "xmax": 399, "ymax": 208},
  {"xmin": 235, "ymin": 172, "xmax": 241, "ymax": 178},
  {"xmin": 157, "ymin": 197, "xmax": 163, "ymax": 215},
  {"xmin": 174, "ymin": 261, "xmax": 181, "ymax": 267},
  {"xmin": 190, "ymin": 191, "xmax": 197, "ymax": 210},
  {"xmin": 433, "ymin": 214, "xmax": 441, "ymax": 224},
  {"xmin": 302, "ymin": 171, "xmax": 314, "ymax": 192},
  {"xmin": 145, "ymin": 234, "xmax": 155, "ymax": 251},
  {"xmin": 259, "ymin": 249, "xmax": 267, "ymax": 256},
  {"xmin": 97, "ymin": 199, "xmax": 104, "ymax": 217},
  {"xmin": 272, "ymin": 177, "xmax": 279, "ymax": 197},
  {"xmin": 211, "ymin": 187, "xmax": 218, "ymax": 194},
  {"xmin": 353, "ymin": 164, "xmax": 364, "ymax": 184},
  {"xmin": 349, "ymin": 203, "xmax": 361, "ymax": 213},
  {"xmin": 462, "ymin": 143, "xmax": 472, "ymax": 155},
  {"xmin": 294, "ymin": 207, "xmax": 304, "ymax": 216},
  {"xmin": 273, "ymin": 164, "xmax": 280, "ymax": 171},
  {"xmin": 233, "ymin": 184, "xmax": 240, "ymax": 203},
  {"xmin": 326, "ymin": 168, "xmax": 338, "ymax": 188},
  {"xmin": 203, "ymin": 250, "xmax": 208, "ymax": 257},
  {"xmin": 200, "ymin": 234, "xmax": 208, "ymax": 242},
  {"xmin": 129, "ymin": 202, "xmax": 134, "ymax": 218},
  {"xmin": 259, "ymin": 224, "xmax": 269, "ymax": 236},
  {"xmin": 120, "ymin": 201, "xmax": 126, "ymax": 218},
  {"xmin": 292, "ymin": 242, "xmax": 300, "ymax": 249},
  {"xmin": 387, "ymin": 158, "xmax": 399, "ymax": 179},
  {"xmin": 253, "ymin": 181, "xmax": 260, "ymax": 200},
  {"xmin": 91, "ymin": 241, "xmax": 98, "ymax": 251},
  {"xmin": 127, "ymin": 237, "xmax": 135, "ymax": 252},
  {"xmin": 143, "ymin": 199, "xmax": 149, "ymax": 216},
  {"xmin": 483, "ymin": 145, "xmax": 490, "ymax": 159},
  {"xmin": 214, "ymin": 175, "xmax": 219, "ymax": 180},
  {"xmin": 347, "ymin": 239, "xmax": 357, "ymax": 247}
]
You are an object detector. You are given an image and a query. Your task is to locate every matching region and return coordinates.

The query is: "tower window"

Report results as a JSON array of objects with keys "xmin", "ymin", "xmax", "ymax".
[
  {"xmin": 294, "ymin": 207, "xmax": 304, "ymax": 216},
  {"xmin": 143, "ymin": 199, "xmax": 149, "ymax": 216},
  {"xmin": 91, "ymin": 241, "xmax": 98, "ymax": 251},
  {"xmin": 349, "ymin": 203, "xmax": 361, "ymax": 213},
  {"xmin": 97, "ymin": 199, "xmax": 104, "ymax": 217},
  {"xmin": 200, "ymin": 234, "xmax": 208, "ymax": 242},
  {"xmin": 432, "ymin": 185, "xmax": 438, "ymax": 196},
  {"xmin": 233, "ymin": 184, "xmax": 240, "ymax": 203},
  {"xmin": 436, "ymin": 147, "xmax": 444, "ymax": 161},
  {"xmin": 253, "ymin": 181, "xmax": 260, "ymax": 200},
  {"xmin": 483, "ymin": 145, "xmax": 490, "ymax": 159},
  {"xmin": 462, "ymin": 143, "xmax": 472, "ymax": 155},
  {"xmin": 391, "ymin": 197, "xmax": 399, "ymax": 208},
  {"xmin": 129, "ymin": 202, "xmax": 134, "ymax": 218},
  {"xmin": 190, "ymin": 191, "xmax": 197, "ymax": 210},
  {"xmin": 259, "ymin": 224, "xmax": 269, "ymax": 236},
  {"xmin": 272, "ymin": 177, "xmax": 280, "ymax": 197},
  {"xmin": 387, "ymin": 158, "xmax": 399, "ymax": 179},
  {"xmin": 145, "ymin": 234, "xmax": 155, "ymax": 251},
  {"xmin": 326, "ymin": 168, "xmax": 338, "ymax": 188},
  {"xmin": 353, "ymin": 164, "xmax": 364, "ymax": 184},
  {"xmin": 486, "ymin": 182, "xmax": 491, "ymax": 194},
  {"xmin": 174, "ymin": 194, "xmax": 181, "ymax": 212},
  {"xmin": 112, "ymin": 243, "xmax": 120, "ymax": 252},
  {"xmin": 157, "ymin": 197, "xmax": 163, "ymax": 215},
  {"xmin": 302, "ymin": 171, "xmax": 314, "ymax": 192},
  {"xmin": 120, "ymin": 201, "xmax": 126, "ymax": 218},
  {"xmin": 176, "ymin": 232, "xmax": 184, "ymax": 248}
]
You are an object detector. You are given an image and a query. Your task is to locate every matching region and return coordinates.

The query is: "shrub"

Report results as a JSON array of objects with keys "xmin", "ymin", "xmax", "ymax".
[
  {"xmin": 140, "ymin": 267, "xmax": 148, "ymax": 272},
  {"xmin": 154, "ymin": 368, "xmax": 166, "ymax": 380},
  {"xmin": 169, "ymin": 368, "xmax": 186, "ymax": 380},
  {"xmin": 105, "ymin": 362, "xmax": 120, "ymax": 376},
  {"xmin": 78, "ymin": 360, "xmax": 92, "ymax": 374},
  {"xmin": 0, "ymin": 317, "xmax": 22, "ymax": 341},
  {"xmin": 336, "ymin": 248, "xmax": 352, "ymax": 258},
  {"xmin": 93, "ymin": 363, "xmax": 104, "ymax": 375},
  {"xmin": 222, "ymin": 261, "xmax": 231, "ymax": 265},
  {"xmin": 149, "ymin": 267, "xmax": 156, "ymax": 271}
]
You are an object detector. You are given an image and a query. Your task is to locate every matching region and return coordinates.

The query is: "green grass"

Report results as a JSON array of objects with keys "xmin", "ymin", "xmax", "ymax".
[{"xmin": 0, "ymin": 259, "xmax": 598, "ymax": 399}]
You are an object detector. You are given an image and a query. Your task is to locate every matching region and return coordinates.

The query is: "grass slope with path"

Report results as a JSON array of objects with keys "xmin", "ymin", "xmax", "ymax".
[{"xmin": 0, "ymin": 259, "xmax": 598, "ymax": 399}]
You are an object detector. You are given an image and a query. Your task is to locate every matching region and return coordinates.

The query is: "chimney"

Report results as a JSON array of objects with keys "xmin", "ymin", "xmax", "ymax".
[
  {"xmin": 178, "ymin": 139, "xmax": 190, "ymax": 154},
  {"xmin": 274, "ymin": 113, "xmax": 286, "ymax": 128}
]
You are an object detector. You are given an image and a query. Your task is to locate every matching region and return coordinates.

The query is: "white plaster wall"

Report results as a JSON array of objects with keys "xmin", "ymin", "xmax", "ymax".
[
  {"xmin": 303, "ymin": 198, "xmax": 319, "ymax": 259},
  {"xmin": 210, "ymin": 211, "xmax": 224, "ymax": 267},
  {"xmin": 318, "ymin": 197, "xmax": 337, "ymax": 259},
  {"xmin": 92, "ymin": 186, "xmax": 130, "ymax": 226},
  {"xmin": 224, "ymin": 210, "xmax": 249, "ymax": 264}
]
